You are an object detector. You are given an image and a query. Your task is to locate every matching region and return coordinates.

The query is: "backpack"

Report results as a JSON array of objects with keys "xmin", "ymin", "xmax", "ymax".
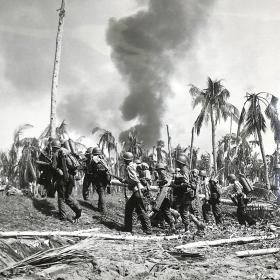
[
  {"xmin": 66, "ymin": 153, "xmax": 80, "ymax": 171},
  {"xmin": 59, "ymin": 148, "xmax": 80, "ymax": 172}
]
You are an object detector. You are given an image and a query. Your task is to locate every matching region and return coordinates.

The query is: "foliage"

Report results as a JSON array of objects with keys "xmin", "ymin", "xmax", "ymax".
[
  {"xmin": 189, "ymin": 77, "xmax": 237, "ymax": 174},
  {"xmin": 237, "ymin": 92, "xmax": 278, "ymax": 189}
]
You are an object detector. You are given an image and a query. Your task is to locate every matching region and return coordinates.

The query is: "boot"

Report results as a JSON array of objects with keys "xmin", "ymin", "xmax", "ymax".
[
  {"xmin": 169, "ymin": 223, "xmax": 177, "ymax": 234},
  {"xmin": 73, "ymin": 209, "xmax": 82, "ymax": 223},
  {"xmin": 184, "ymin": 224, "xmax": 190, "ymax": 233}
]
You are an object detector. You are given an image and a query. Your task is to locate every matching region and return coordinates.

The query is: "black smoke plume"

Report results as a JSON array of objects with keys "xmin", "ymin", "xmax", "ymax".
[{"xmin": 107, "ymin": 0, "xmax": 214, "ymax": 147}]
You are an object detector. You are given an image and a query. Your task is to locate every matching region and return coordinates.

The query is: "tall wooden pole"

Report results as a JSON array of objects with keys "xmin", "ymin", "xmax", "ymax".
[
  {"xmin": 189, "ymin": 126, "xmax": 194, "ymax": 170},
  {"xmin": 50, "ymin": 0, "xmax": 66, "ymax": 138},
  {"xmin": 166, "ymin": 125, "xmax": 173, "ymax": 169}
]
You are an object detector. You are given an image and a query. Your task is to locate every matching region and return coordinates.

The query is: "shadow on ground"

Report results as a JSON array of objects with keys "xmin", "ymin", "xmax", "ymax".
[{"xmin": 32, "ymin": 198, "xmax": 57, "ymax": 217}]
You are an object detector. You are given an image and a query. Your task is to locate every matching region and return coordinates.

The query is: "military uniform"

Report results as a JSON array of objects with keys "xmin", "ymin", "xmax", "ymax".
[
  {"xmin": 156, "ymin": 169, "xmax": 175, "ymax": 230},
  {"xmin": 91, "ymin": 155, "xmax": 110, "ymax": 213},
  {"xmin": 52, "ymin": 147, "xmax": 81, "ymax": 220},
  {"xmin": 123, "ymin": 161, "xmax": 151, "ymax": 234},
  {"xmin": 82, "ymin": 156, "xmax": 96, "ymax": 201},
  {"xmin": 202, "ymin": 179, "xmax": 222, "ymax": 224},
  {"xmin": 38, "ymin": 146, "xmax": 54, "ymax": 197},
  {"xmin": 173, "ymin": 167, "xmax": 204, "ymax": 231},
  {"xmin": 228, "ymin": 179, "xmax": 255, "ymax": 226}
]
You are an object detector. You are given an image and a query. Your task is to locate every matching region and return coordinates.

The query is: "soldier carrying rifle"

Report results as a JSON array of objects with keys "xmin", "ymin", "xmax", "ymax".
[
  {"xmin": 172, "ymin": 154, "xmax": 205, "ymax": 233},
  {"xmin": 120, "ymin": 152, "xmax": 152, "ymax": 234},
  {"xmin": 153, "ymin": 163, "xmax": 176, "ymax": 233}
]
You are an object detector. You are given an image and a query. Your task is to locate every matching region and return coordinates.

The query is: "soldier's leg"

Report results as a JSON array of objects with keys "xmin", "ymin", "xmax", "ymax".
[
  {"xmin": 64, "ymin": 176, "xmax": 81, "ymax": 215},
  {"xmin": 124, "ymin": 193, "xmax": 136, "ymax": 232},
  {"xmin": 202, "ymin": 201, "xmax": 211, "ymax": 223},
  {"xmin": 56, "ymin": 180, "xmax": 67, "ymax": 220},
  {"xmin": 212, "ymin": 202, "xmax": 223, "ymax": 225},
  {"xmin": 82, "ymin": 174, "xmax": 91, "ymax": 201},
  {"xmin": 179, "ymin": 202, "xmax": 190, "ymax": 232},
  {"xmin": 96, "ymin": 184, "xmax": 106, "ymax": 212},
  {"xmin": 243, "ymin": 206, "xmax": 256, "ymax": 226},
  {"xmin": 237, "ymin": 206, "xmax": 246, "ymax": 225},
  {"xmin": 160, "ymin": 198, "xmax": 175, "ymax": 229},
  {"xmin": 135, "ymin": 192, "xmax": 152, "ymax": 234}
]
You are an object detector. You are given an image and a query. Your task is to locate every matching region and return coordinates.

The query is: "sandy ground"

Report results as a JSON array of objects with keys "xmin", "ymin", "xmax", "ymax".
[{"xmin": 0, "ymin": 189, "xmax": 279, "ymax": 280}]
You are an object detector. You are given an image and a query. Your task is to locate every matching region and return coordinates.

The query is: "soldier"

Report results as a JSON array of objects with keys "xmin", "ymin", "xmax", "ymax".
[
  {"xmin": 227, "ymin": 174, "xmax": 256, "ymax": 226},
  {"xmin": 82, "ymin": 147, "xmax": 95, "ymax": 201},
  {"xmin": 154, "ymin": 163, "xmax": 176, "ymax": 233},
  {"xmin": 91, "ymin": 147, "xmax": 111, "ymax": 213},
  {"xmin": 189, "ymin": 169, "xmax": 201, "ymax": 220},
  {"xmin": 172, "ymin": 154, "xmax": 205, "ymax": 233},
  {"xmin": 37, "ymin": 138, "xmax": 54, "ymax": 197},
  {"xmin": 202, "ymin": 178, "xmax": 223, "ymax": 225},
  {"xmin": 121, "ymin": 152, "xmax": 152, "ymax": 234},
  {"xmin": 51, "ymin": 139, "xmax": 82, "ymax": 222}
]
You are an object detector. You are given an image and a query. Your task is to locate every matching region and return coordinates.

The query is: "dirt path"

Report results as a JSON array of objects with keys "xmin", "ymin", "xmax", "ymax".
[{"xmin": 0, "ymin": 194, "xmax": 280, "ymax": 279}]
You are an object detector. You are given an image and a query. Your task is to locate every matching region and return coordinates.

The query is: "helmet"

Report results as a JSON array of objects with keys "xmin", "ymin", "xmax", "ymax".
[
  {"xmin": 191, "ymin": 169, "xmax": 199, "ymax": 176},
  {"xmin": 92, "ymin": 147, "xmax": 102, "ymax": 155},
  {"xmin": 141, "ymin": 162, "xmax": 149, "ymax": 170},
  {"xmin": 122, "ymin": 152, "xmax": 134, "ymax": 161},
  {"xmin": 135, "ymin": 159, "xmax": 141, "ymax": 164},
  {"xmin": 156, "ymin": 163, "xmax": 165, "ymax": 170},
  {"xmin": 51, "ymin": 139, "xmax": 61, "ymax": 149},
  {"xmin": 209, "ymin": 178, "xmax": 218, "ymax": 184},
  {"xmin": 228, "ymin": 174, "xmax": 237, "ymax": 181},
  {"xmin": 199, "ymin": 170, "xmax": 207, "ymax": 177},
  {"xmin": 176, "ymin": 154, "xmax": 188, "ymax": 165},
  {"xmin": 85, "ymin": 147, "xmax": 93, "ymax": 155}
]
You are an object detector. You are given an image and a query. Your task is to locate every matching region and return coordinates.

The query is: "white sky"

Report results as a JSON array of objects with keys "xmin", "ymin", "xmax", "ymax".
[{"xmin": 0, "ymin": 0, "xmax": 279, "ymax": 155}]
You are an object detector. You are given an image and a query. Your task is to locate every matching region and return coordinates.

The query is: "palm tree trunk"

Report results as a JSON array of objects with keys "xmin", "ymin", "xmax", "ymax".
[
  {"xmin": 189, "ymin": 127, "xmax": 194, "ymax": 170},
  {"xmin": 210, "ymin": 105, "xmax": 217, "ymax": 175},
  {"xmin": 256, "ymin": 128, "xmax": 271, "ymax": 189},
  {"xmin": 50, "ymin": 0, "xmax": 66, "ymax": 138}
]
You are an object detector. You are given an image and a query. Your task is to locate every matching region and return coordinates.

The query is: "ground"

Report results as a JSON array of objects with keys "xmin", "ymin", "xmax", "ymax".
[{"xmin": 0, "ymin": 187, "xmax": 279, "ymax": 280}]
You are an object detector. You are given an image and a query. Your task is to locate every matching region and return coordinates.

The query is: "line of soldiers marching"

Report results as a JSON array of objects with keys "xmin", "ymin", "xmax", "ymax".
[{"xmin": 37, "ymin": 138, "xmax": 256, "ymax": 233}]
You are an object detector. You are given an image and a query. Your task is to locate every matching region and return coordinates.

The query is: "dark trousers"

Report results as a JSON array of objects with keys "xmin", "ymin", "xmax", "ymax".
[
  {"xmin": 174, "ymin": 194, "xmax": 202, "ymax": 229},
  {"xmin": 237, "ymin": 197, "xmax": 255, "ymax": 226},
  {"xmin": 124, "ymin": 191, "xmax": 151, "ymax": 233},
  {"xmin": 56, "ymin": 175, "xmax": 81, "ymax": 219},
  {"xmin": 202, "ymin": 200, "xmax": 222, "ymax": 224},
  {"xmin": 158, "ymin": 198, "xmax": 174, "ymax": 225},
  {"xmin": 96, "ymin": 185, "xmax": 106, "ymax": 212},
  {"xmin": 82, "ymin": 174, "xmax": 95, "ymax": 200}
]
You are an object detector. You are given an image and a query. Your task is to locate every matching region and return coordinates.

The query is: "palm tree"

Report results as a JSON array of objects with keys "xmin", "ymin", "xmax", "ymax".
[
  {"xmin": 237, "ymin": 92, "xmax": 279, "ymax": 189},
  {"xmin": 92, "ymin": 127, "xmax": 117, "ymax": 159},
  {"xmin": 189, "ymin": 77, "xmax": 234, "ymax": 175},
  {"xmin": 120, "ymin": 128, "xmax": 144, "ymax": 159},
  {"xmin": 50, "ymin": 0, "xmax": 66, "ymax": 138}
]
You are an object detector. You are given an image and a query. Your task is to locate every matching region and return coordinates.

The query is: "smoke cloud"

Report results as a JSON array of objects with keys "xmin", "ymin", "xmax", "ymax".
[{"xmin": 107, "ymin": 0, "xmax": 214, "ymax": 146}]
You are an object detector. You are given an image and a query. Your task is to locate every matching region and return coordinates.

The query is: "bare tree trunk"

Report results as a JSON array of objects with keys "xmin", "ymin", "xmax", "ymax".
[
  {"xmin": 257, "ymin": 128, "xmax": 271, "ymax": 189},
  {"xmin": 210, "ymin": 105, "xmax": 217, "ymax": 175},
  {"xmin": 189, "ymin": 126, "xmax": 194, "ymax": 170},
  {"xmin": 50, "ymin": 0, "xmax": 66, "ymax": 138},
  {"xmin": 166, "ymin": 125, "xmax": 173, "ymax": 169}
]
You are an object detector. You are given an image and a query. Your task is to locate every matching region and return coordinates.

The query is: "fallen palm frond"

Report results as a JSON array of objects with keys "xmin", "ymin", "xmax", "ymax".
[
  {"xmin": 236, "ymin": 248, "xmax": 280, "ymax": 258},
  {"xmin": 176, "ymin": 234, "xmax": 279, "ymax": 250},
  {"xmin": 0, "ymin": 228, "xmax": 100, "ymax": 238},
  {"xmin": 0, "ymin": 238, "xmax": 96, "ymax": 275}
]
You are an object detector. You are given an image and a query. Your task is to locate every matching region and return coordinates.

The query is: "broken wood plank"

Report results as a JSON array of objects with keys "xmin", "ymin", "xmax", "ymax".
[
  {"xmin": 0, "ymin": 228, "xmax": 100, "ymax": 238},
  {"xmin": 236, "ymin": 248, "xmax": 280, "ymax": 258},
  {"xmin": 176, "ymin": 234, "xmax": 279, "ymax": 250}
]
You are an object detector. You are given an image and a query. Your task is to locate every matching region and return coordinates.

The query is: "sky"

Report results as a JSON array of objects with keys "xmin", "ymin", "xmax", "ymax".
[{"xmin": 0, "ymin": 0, "xmax": 279, "ymax": 155}]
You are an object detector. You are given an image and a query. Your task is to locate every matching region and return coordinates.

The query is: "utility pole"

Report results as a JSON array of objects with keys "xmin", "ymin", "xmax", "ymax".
[{"xmin": 50, "ymin": 0, "xmax": 66, "ymax": 138}]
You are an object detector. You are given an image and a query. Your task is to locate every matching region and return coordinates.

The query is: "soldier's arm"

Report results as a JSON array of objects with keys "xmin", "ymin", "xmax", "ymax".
[{"xmin": 126, "ymin": 165, "xmax": 141, "ymax": 185}]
